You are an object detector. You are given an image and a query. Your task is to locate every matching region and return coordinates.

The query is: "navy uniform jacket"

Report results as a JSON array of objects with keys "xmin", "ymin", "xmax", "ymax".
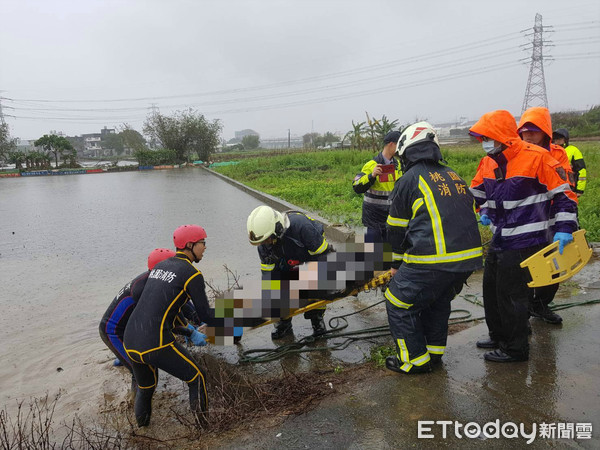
[
  {"xmin": 387, "ymin": 160, "xmax": 483, "ymax": 272},
  {"xmin": 258, "ymin": 211, "xmax": 331, "ymax": 277}
]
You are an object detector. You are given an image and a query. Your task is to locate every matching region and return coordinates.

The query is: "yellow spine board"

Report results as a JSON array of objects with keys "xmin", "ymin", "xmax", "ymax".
[
  {"xmin": 253, "ymin": 271, "xmax": 392, "ymax": 329},
  {"xmin": 519, "ymin": 229, "xmax": 592, "ymax": 287}
]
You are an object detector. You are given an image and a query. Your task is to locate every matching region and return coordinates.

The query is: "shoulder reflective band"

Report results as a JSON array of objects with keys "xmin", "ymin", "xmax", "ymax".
[{"xmin": 520, "ymin": 229, "xmax": 592, "ymax": 287}]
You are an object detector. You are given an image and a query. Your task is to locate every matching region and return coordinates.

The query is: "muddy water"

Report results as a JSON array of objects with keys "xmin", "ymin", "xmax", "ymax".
[{"xmin": 0, "ymin": 168, "xmax": 263, "ymax": 421}]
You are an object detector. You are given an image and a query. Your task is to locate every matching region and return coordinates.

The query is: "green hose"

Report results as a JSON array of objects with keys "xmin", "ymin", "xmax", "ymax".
[{"xmin": 238, "ymin": 294, "xmax": 600, "ymax": 364}]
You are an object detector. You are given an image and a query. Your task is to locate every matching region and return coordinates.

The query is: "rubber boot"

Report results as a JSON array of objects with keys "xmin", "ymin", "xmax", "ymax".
[
  {"xmin": 310, "ymin": 316, "xmax": 327, "ymax": 337},
  {"xmin": 385, "ymin": 356, "xmax": 432, "ymax": 374},
  {"xmin": 127, "ymin": 376, "xmax": 138, "ymax": 404},
  {"xmin": 134, "ymin": 387, "xmax": 154, "ymax": 427},
  {"xmin": 189, "ymin": 379, "xmax": 209, "ymax": 428},
  {"xmin": 271, "ymin": 318, "xmax": 293, "ymax": 340}
]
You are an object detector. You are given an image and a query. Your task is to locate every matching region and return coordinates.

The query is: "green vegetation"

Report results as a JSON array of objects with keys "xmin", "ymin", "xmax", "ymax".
[
  {"xmin": 551, "ymin": 106, "xmax": 600, "ymax": 138},
  {"xmin": 213, "ymin": 140, "xmax": 600, "ymax": 241},
  {"xmin": 133, "ymin": 148, "xmax": 177, "ymax": 166},
  {"xmin": 369, "ymin": 345, "xmax": 396, "ymax": 368}
]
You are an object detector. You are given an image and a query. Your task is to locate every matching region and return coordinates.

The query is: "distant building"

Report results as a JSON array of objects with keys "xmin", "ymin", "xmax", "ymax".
[
  {"xmin": 14, "ymin": 138, "xmax": 37, "ymax": 153},
  {"xmin": 80, "ymin": 126, "xmax": 117, "ymax": 157},
  {"xmin": 234, "ymin": 129, "xmax": 260, "ymax": 141}
]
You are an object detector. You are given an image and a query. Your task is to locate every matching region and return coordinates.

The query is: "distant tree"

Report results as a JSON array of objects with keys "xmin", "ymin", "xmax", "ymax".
[
  {"xmin": 143, "ymin": 109, "xmax": 222, "ymax": 163},
  {"xmin": 242, "ymin": 135, "xmax": 260, "ymax": 150},
  {"xmin": 34, "ymin": 134, "xmax": 75, "ymax": 168},
  {"xmin": 102, "ymin": 132, "xmax": 124, "ymax": 155},
  {"xmin": 303, "ymin": 132, "xmax": 320, "ymax": 148},
  {"xmin": 120, "ymin": 125, "xmax": 148, "ymax": 153},
  {"xmin": 7, "ymin": 151, "xmax": 26, "ymax": 170},
  {"xmin": 322, "ymin": 132, "xmax": 339, "ymax": 146},
  {"xmin": 551, "ymin": 105, "xmax": 600, "ymax": 138},
  {"xmin": 0, "ymin": 123, "xmax": 16, "ymax": 161},
  {"xmin": 344, "ymin": 120, "xmax": 366, "ymax": 150}
]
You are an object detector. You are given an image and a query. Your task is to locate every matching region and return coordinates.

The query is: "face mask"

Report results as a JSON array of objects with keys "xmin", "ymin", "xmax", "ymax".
[{"xmin": 482, "ymin": 140, "xmax": 502, "ymax": 155}]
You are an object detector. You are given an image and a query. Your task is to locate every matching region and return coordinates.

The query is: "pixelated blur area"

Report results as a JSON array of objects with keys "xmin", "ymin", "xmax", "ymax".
[{"xmin": 206, "ymin": 237, "xmax": 393, "ymax": 344}]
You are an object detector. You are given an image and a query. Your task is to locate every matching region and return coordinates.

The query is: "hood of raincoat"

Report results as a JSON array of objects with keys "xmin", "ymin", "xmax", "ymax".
[
  {"xmin": 518, "ymin": 107, "xmax": 552, "ymax": 139},
  {"xmin": 469, "ymin": 110, "xmax": 520, "ymax": 148}
]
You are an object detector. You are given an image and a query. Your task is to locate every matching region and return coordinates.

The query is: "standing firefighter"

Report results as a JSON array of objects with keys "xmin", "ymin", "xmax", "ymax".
[
  {"xmin": 517, "ymin": 107, "xmax": 575, "ymax": 325},
  {"xmin": 552, "ymin": 128, "xmax": 587, "ymax": 196},
  {"xmin": 352, "ymin": 130, "xmax": 401, "ymax": 242},
  {"xmin": 247, "ymin": 205, "xmax": 334, "ymax": 339},
  {"xmin": 469, "ymin": 110, "xmax": 578, "ymax": 363},
  {"xmin": 384, "ymin": 122, "xmax": 483, "ymax": 374}
]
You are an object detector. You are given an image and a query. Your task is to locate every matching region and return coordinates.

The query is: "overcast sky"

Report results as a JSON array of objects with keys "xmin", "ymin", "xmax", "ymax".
[{"xmin": 1, "ymin": 0, "xmax": 599, "ymax": 141}]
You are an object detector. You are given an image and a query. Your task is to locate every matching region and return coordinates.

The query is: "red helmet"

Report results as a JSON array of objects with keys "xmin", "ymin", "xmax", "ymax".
[
  {"xmin": 147, "ymin": 248, "xmax": 176, "ymax": 270},
  {"xmin": 173, "ymin": 224, "xmax": 207, "ymax": 249}
]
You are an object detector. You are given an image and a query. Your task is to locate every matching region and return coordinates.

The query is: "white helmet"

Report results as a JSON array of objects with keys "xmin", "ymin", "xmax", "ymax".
[
  {"xmin": 396, "ymin": 121, "xmax": 439, "ymax": 157},
  {"xmin": 247, "ymin": 205, "xmax": 289, "ymax": 245}
]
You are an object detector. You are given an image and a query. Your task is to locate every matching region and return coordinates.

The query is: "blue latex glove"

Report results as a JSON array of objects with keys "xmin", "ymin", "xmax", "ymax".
[
  {"xmin": 233, "ymin": 327, "xmax": 243, "ymax": 343},
  {"xmin": 479, "ymin": 214, "xmax": 492, "ymax": 226},
  {"xmin": 190, "ymin": 329, "xmax": 208, "ymax": 346},
  {"xmin": 553, "ymin": 232, "xmax": 574, "ymax": 255},
  {"xmin": 113, "ymin": 358, "xmax": 122, "ymax": 367}
]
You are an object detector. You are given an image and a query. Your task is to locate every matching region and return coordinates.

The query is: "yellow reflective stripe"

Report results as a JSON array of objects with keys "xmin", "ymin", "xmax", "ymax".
[
  {"xmin": 308, "ymin": 238, "xmax": 328, "ymax": 255},
  {"xmin": 137, "ymin": 367, "xmax": 157, "ymax": 389},
  {"xmin": 397, "ymin": 339, "xmax": 410, "ymax": 364},
  {"xmin": 392, "ymin": 252, "xmax": 403, "ymax": 261},
  {"xmin": 159, "ymin": 289, "xmax": 186, "ymax": 347},
  {"xmin": 411, "ymin": 352, "xmax": 431, "ymax": 366},
  {"xmin": 387, "ymin": 215, "xmax": 409, "ymax": 227},
  {"xmin": 170, "ymin": 343, "xmax": 206, "ymax": 389},
  {"xmin": 426, "ymin": 345, "xmax": 445, "ymax": 355},
  {"xmin": 261, "ymin": 263, "xmax": 275, "ymax": 271},
  {"xmin": 401, "ymin": 246, "xmax": 483, "ymax": 264},
  {"xmin": 418, "ymin": 176, "xmax": 445, "ymax": 254},
  {"xmin": 411, "ymin": 198, "xmax": 424, "ymax": 219},
  {"xmin": 261, "ymin": 280, "xmax": 281, "ymax": 290},
  {"xmin": 385, "ymin": 289, "xmax": 413, "ymax": 309}
]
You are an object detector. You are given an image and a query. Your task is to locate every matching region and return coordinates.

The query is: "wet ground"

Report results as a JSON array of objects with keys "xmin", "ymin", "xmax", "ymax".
[
  {"xmin": 216, "ymin": 257, "xmax": 600, "ymax": 449},
  {"xmin": 1, "ymin": 169, "xmax": 599, "ymax": 447}
]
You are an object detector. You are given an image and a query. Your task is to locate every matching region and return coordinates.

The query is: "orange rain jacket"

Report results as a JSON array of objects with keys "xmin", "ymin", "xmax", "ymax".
[
  {"xmin": 517, "ymin": 107, "xmax": 575, "ymax": 191},
  {"xmin": 469, "ymin": 110, "xmax": 578, "ymax": 252}
]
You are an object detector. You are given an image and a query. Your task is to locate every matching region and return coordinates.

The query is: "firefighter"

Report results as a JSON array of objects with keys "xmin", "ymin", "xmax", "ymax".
[
  {"xmin": 552, "ymin": 128, "xmax": 587, "ymax": 196},
  {"xmin": 384, "ymin": 122, "xmax": 483, "ymax": 374},
  {"xmin": 517, "ymin": 107, "xmax": 575, "ymax": 325},
  {"xmin": 352, "ymin": 130, "xmax": 401, "ymax": 242},
  {"xmin": 123, "ymin": 225, "xmax": 214, "ymax": 427},
  {"xmin": 247, "ymin": 205, "xmax": 334, "ymax": 339},
  {"xmin": 470, "ymin": 110, "xmax": 578, "ymax": 363}
]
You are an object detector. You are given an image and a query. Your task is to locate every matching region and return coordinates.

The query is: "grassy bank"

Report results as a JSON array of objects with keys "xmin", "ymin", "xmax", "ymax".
[{"xmin": 212, "ymin": 141, "xmax": 600, "ymax": 241}]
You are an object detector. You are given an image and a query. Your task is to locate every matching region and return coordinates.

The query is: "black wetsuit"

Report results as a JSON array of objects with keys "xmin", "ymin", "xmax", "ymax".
[
  {"xmin": 99, "ymin": 271, "xmax": 148, "ymax": 374},
  {"xmin": 99, "ymin": 272, "xmax": 199, "ymax": 375},
  {"xmin": 123, "ymin": 252, "xmax": 214, "ymax": 426}
]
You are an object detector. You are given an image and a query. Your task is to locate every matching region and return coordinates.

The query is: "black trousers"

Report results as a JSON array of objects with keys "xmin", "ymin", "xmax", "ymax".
[
  {"xmin": 385, "ymin": 265, "xmax": 471, "ymax": 371},
  {"xmin": 126, "ymin": 341, "xmax": 208, "ymax": 425},
  {"xmin": 483, "ymin": 246, "xmax": 543, "ymax": 360},
  {"xmin": 529, "ymin": 283, "xmax": 560, "ymax": 311}
]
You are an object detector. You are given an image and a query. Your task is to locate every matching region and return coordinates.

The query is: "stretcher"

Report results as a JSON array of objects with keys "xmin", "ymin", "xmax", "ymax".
[
  {"xmin": 520, "ymin": 229, "xmax": 592, "ymax": 287},
  {"xmin": 253, "ymin": 270, "xmax": 392, "ymax": 328}
]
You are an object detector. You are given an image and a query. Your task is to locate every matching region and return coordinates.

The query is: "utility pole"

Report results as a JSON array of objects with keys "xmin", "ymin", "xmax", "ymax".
[
  {"xmin": 521, "ymin": 13, "xmax": 553, "ymax": 114},
  {"xmin": 288, "ymin": 129, "xmax": 291, "ymax": 149},
  {"xmin": 0, "ymin": 96, "xmax": 6, "ymax": 127}
]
